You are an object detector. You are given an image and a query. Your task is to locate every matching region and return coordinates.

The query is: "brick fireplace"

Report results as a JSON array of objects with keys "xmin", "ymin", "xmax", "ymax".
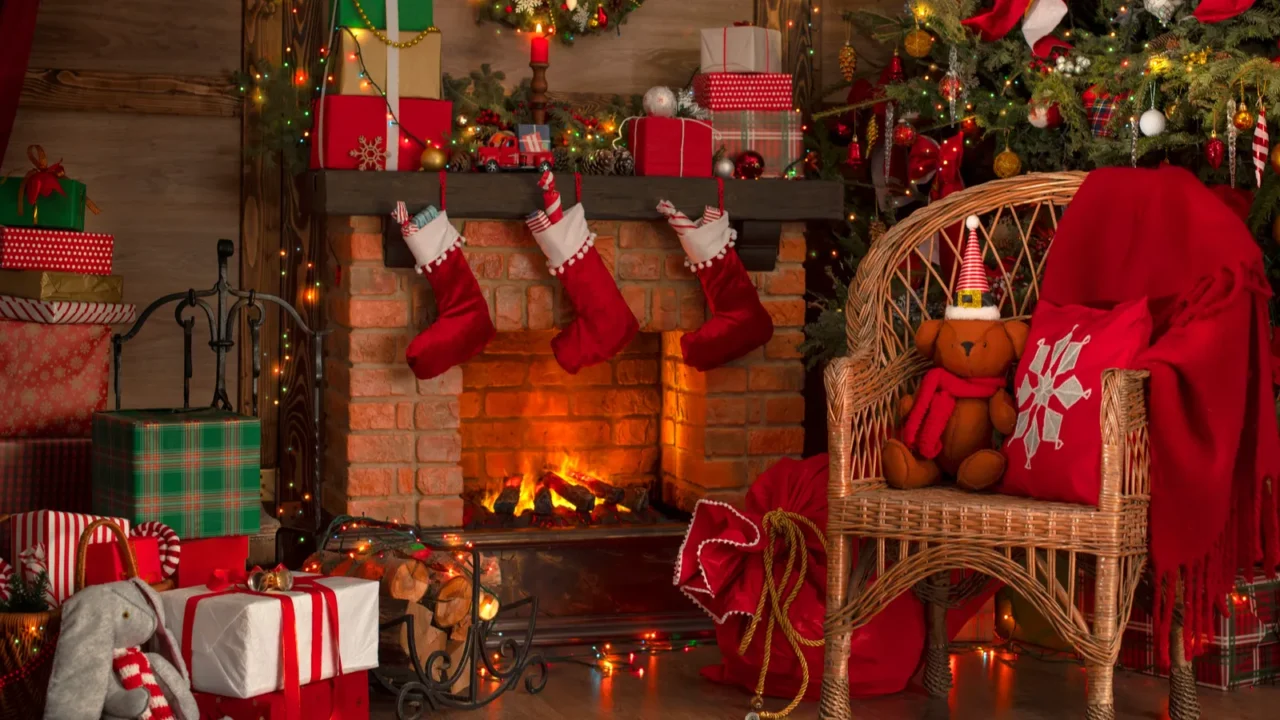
[{"xmin": 322, "ymin": 215, "xmax": 807, "ymax": 529}]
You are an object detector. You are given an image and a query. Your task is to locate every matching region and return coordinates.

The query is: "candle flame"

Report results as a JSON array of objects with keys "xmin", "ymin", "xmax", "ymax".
[{"xmin": 536, "ymin": 22, "xmax": 543, "ymax": 33}]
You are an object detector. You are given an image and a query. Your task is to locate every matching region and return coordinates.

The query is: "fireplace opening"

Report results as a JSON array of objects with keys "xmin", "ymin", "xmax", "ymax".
[{"xmin": 459, "ymin": 330, "xmax": 673, "ymax": 529}]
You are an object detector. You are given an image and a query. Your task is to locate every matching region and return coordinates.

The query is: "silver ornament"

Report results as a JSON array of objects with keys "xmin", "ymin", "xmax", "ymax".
[
  {"xmin": 883, "ymin": 103, "xmax": 895, "ymax": 178},
  {"xmin": 1229, "ymin": 98, "xmax": 1239, "ymax": 187},
  {"xmin": 1144, "ymin": 0, "xmax": 1183, "ymax": 24},
  {"xmin": 713, "ymin": 156, "xmax": 736, "ymax": 179}
]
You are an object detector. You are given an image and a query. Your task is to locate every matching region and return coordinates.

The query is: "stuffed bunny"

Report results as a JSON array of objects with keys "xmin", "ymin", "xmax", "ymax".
[{"xmin": 44, "ymin": 577, "xmax": 199, "ymax": 720}]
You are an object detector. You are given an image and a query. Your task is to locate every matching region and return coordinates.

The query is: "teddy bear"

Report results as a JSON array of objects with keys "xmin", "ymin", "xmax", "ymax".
[{"xmin": 881, "ymin": 216, "xmax": 1028, "ymax": 491}]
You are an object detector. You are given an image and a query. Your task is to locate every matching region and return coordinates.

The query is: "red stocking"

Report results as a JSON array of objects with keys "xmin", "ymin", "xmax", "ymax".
[
  {"xmin": 398, "ymin": 205, "xmax": 495, "ymax": 379},
  {"xmin": 527, "ymin": 203, "xmax": 638, "ymax": 373},
  {"xmin": 658, "ymin": 202, "xmax": 773, "ymax": 371}
]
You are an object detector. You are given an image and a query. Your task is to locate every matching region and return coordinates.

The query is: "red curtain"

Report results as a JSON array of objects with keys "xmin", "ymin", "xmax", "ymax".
[{"xmin": 0, "ymin": 0, "xmax": 42, "ymax": 166}]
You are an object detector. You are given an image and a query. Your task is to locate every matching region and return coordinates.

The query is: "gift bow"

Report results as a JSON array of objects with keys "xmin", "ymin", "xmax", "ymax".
[
  {"xmin": 7, "ymin": 145, "xmax": 101, "ymax": 217},
  {"xmin": 908, "ymin": 132, "xmax": 965, "ymax": 200}
]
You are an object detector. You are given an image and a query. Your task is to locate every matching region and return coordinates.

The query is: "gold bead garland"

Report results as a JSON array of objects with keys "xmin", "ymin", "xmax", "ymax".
[{"xmin": 351, "ymin": 0, "xmax": 439, "ymax": 48}]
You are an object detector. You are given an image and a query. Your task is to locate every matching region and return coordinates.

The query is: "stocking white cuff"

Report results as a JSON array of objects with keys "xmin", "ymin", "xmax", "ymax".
[
  {"xmin": 530, "ymin": 203, "xmax": 595, "ymax": 275},
  {"xmin": 680, "ymin": 212, "xmax": 736, "ymax": 271},
  {"xmin": 403, "ymin": 210, "xmax": 464, "ymax": 275}
]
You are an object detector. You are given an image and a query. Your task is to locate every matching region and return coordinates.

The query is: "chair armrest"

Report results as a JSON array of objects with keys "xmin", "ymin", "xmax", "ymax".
[
  {"xmin": 1098, "ymin": 368, "xmax": 1151, "ymax": 511},
  {"xmin": 824, "ymin": 353, "xmax": 929, "ymax": 500}
]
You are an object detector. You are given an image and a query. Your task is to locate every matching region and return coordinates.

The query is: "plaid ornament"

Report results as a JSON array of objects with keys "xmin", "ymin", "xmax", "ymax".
[
  {"xmin": 0, "ymin": 437, "xmax": 92, "ymax": 513},
  {"xmin": 92, "ymin": 408, "xmax": 262, "ymax": 540},
  {"xmin": 1083, "ymin": 86, "xmax": 1123, "ymax": 138},
  {"xmin": 708, "ymin": 110, "xmax": 804, "ymax": 178}
]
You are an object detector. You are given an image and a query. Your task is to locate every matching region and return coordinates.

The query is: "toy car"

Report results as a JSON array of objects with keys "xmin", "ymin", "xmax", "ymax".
[{"xmin": 475, "ymin": 129, "xmax": 554, "ymax": 172}]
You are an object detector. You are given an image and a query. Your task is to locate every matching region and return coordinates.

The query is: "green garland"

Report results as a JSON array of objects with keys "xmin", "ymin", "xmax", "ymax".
[{"xmin": 476, "ymin": 0, "xmax": 647, "ymax": 45}]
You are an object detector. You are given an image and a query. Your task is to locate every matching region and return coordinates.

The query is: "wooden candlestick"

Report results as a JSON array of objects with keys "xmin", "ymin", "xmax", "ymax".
[{"xmin": 530, "ymin": 62, "xmax": 548, "ymax": 125}]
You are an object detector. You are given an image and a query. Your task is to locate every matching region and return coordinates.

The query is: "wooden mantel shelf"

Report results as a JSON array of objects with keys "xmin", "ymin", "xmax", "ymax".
[{"xmin": 304, "ymin": 171, "xmax": 845, "ymax": 222}]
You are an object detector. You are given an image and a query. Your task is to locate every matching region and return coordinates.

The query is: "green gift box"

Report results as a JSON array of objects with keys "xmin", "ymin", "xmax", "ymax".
[
  {"xmin": 334, "ymin": 0, "xmax": 434, "ymax": 31},
  {"xmin": 92, "ymin": 408, "xmax": 262, "ymax": 540},
  {"xmin": 0, "ymin": 177, "xmax": 89, "ymax": 231}
]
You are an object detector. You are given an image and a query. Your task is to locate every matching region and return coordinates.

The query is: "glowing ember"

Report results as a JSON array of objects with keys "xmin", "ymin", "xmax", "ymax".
[{"xmin": 481, "ymin": 454, "xmax": 635, "ymax": 515}]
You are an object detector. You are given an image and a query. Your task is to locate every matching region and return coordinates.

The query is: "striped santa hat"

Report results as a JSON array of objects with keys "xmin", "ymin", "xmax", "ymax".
[{"xmin": 945, "ymin": 215, "xmax": 1000, "ymax": 321}]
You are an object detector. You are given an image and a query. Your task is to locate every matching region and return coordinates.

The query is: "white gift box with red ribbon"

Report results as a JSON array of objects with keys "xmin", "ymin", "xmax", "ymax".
[{"xmin": 700, "ymin": 26, "xmax": 782, "ymax": 74}]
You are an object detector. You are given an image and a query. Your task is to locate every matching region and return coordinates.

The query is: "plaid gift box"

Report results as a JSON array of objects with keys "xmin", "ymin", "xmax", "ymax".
[
  {"xmin": 693, "ymin": 73, "xmax": 794, "ymax": 112},
  {"xmin": 92, "ymin": 408, "xmax": 262, "ymax": 540},
  {"xmin": 0, "ymin": 437, "xmax": 92, "ymax": 514},
  {"xmin": 0, "ymin": 320, "xmax": 110, "ymax": 437},
  {"xmin": 0, "ymin": 227, "xmax": 114, "ymax": 275},
  {"xmin": 708, "ymin": 110, "xmax": 804, "ymax": 178}
]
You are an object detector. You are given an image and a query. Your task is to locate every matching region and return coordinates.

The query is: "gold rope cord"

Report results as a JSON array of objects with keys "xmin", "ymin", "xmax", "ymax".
[{"xmin": 351, "ymin": 0, "xmax": 439, "ymax": 48}]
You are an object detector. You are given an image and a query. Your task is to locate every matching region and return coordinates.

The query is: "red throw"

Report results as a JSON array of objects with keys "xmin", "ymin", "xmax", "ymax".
[
  {"xmin": 901, "ymin": 367, "xmax": 1005, "ymax": 459},
  {"xmin": 0, "ymin": 0, "xmax": 41, "ymax": 164},
  {"xmin": 1041, "ymin": 166, "xmax": 1280, "ymax": 663}
]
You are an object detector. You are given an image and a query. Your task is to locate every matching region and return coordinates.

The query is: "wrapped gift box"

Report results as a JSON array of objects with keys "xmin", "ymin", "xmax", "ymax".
[
  {"xmin": 0, "ymin": 177, "xmax": 90, "ymax": 231},
  {"xmin": 178, "ymin": 535, "xmax": 249, "ymax": 589},
  {"xmin": 700, "ymin": 26, "xmax": 782, "ymax": 74},
  {"xmin": 161, "ymin": 574, "xmax": 379, "ymax": 698},
  {"xmin": 0, "ymin": 227, "xmax": 113, "ymax": 275},
  {"xmin": 333, "ymin": 0, "xmax": 433, "ymax": 31},
  {"xmin": 335, "ymin": 27, "xmax": 442, "ymax": 99},
  {"xmin": 83, "ymin": 535, "xmax": 164, "ymax": 586},
  {"xmin": 310, "ymin": 95, "xmax": 452, "ymax": 171},
  {"xmin": 628, "ymin": 117, "xmax": 712, "ymax": 178},
  {"xmin": 9, "ymin": 511, "xmax": 130, "ymax": 604},
  {"xmin": 0, "ymin": 269, "xmax": 122, "ymax": 303},
  {"xmin": 709, "ymin": 110, "xmax": 804, "ymax": 179},
  {"xmin": 0, "ymin": 438, "xmax": 92, "ymax": 514},
  {"xmin": 193, "ymin": 669, "xmax": 369, "ymax": 720},
  {"xmin": 692, "ymin": 73, "xmax": 793, "ymax": 112},
  {"xmin": 0, "ymin": 294, "xmax": 136, "ymax": 324},
  {"xmin": 0, "ymin": 321, "xmax": 109, "ymax": 438},
  {"xmin": 92, "ymin": 409, "xmax": 262, "ymax": 540}
]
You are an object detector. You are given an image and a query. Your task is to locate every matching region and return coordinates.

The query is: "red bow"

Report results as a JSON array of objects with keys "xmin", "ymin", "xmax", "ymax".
[
  {"xmin": 5, "ymin": 145, "xmax": 100, "ymax": 218},
  {"xmin": 205, "ymin": 563, "xmax": 288, "ymax": 591},
  {"xmin": 908, "ymin": 132, "xmax": 965, "ymax": 201},
  {"xmin": 733, "ymin": 20, "xmax": 753, "ymax": 26}
]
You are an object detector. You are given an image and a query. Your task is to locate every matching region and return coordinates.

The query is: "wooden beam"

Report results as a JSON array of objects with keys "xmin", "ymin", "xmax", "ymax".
[
  {"xmin": 21, "ymin": 68, "xmax": 239, "ymax": 117},
  {"xmin": 756, "ymin": 0, "xmax": 818, "ymax": 111}
]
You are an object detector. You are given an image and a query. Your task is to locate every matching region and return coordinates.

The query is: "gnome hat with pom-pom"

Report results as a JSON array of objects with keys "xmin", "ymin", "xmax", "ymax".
[{"xmin": 945, "ymin": 215, "xmax": 1000, "ymax": 321}]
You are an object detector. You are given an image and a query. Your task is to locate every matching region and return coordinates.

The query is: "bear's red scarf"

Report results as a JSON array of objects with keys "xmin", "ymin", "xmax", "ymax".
[
  {"xmin": 1043, "ymin": 167, "xmax": 1280, "ymax": 664},
  {"xmin": 901, "ymin": 367, "xmax": 1006, "ymax": 459}
]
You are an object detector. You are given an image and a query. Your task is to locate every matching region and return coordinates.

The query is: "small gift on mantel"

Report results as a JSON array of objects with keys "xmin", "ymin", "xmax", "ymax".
[
  {"xmin": 160, "ymin": 570, "xmax": 379, "ymax": 698},
  {"xmin": 333, "ymin": 0, "xmax": 433, "ymax": 30},
  {"xmin": 0, "ymin": 268, "xmax": 123, "ymax": 303},
  {"xmin": 7, "ymin": 510, "xmax": 131, "ymax": 604},
  {"xmin": 92, "ymin": 408, "xmax": 262, "ymax": 540},
  {"xmin": 0, "ymin": 320, "xmax": 110, "ymax": 438},
  {"xmin": 628, "ymin": 117, "xmax": 713, "ymax": 178},
  {"xmin": 0, "ymin": 145, "xmax": 100, "ymax": 230},
  {"xmin": 334, "ymin": 26, "xmax": 442, "ymax": 99},
  {"xmin": 0, "ymin": 227, "xmax": 114, "ymax": 275},
  {"xmin": 193, "ymin": 669, "xmax": 370, "ymax": 720},
  {"xmin": 310, "ymin": 95, "xmax": 453, "ymax": 171},
  {"xmin": 699, "ymin": 23, "xmax": 783, "ymax": 74},
  {"xmin": 708, "ymin": 109, "xmax": 804, "ymax": 179},
  {"xmin": 0, "ymin": 437, "xmax": 93, "ymax": 514}
]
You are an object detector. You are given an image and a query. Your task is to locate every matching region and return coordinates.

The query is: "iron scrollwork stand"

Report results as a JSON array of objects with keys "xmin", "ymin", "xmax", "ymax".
[
  {"xmin": 324, "ymin": 517, "xmax": 548, "ymax": 717},
  {"xmin": 110, "ymin": 238, "xmax": 329, "ymax": 532}
]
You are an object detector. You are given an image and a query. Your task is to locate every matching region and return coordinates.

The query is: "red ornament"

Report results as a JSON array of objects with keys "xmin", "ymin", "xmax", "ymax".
[
  {"xmin": 938, "ymin": 75, "xmax": 963, "ymax": 103},
  {"xmin": 1205, "ymin": 134, "xmax": 1226, "ymax": 169},
  {"xmin": 960, "ymin": 116, "xmax": 980, "ymax": 137},
  {"xmin": 734, "ymin": 151, "xmax": 765, "ymax": 180},
  {"xmin": 845, "ymin": 141, "xmax": 865, "ymax": 171},
  {"xmin": 892, "ymin": 121, "xmax": 917, "ymax": 148},
  {"xmin": 888, "ymin": 49, "xmax": 906, "ymax": 84},
  {"xmin": 597, "ymin": 5, "xmax": 608, "ymax": 27},
  {"xmin": 828, "ymin": 119, "xmax": 854, "ymax": 146}
]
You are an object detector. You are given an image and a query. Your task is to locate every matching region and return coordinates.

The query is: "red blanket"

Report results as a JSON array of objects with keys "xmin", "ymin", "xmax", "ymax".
[{"xmin": 1042, "ymin": 167, "xmax": 1280, "ymax": 662}]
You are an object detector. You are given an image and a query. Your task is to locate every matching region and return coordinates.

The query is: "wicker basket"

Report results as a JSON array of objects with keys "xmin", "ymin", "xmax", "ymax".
[
  {"xmin": 75, "ymin": 518, "xmax": 176, "ymax": 594},
  {"xmin": 0, "ymin": 513, "xmax": 59, "ymax": 720}
]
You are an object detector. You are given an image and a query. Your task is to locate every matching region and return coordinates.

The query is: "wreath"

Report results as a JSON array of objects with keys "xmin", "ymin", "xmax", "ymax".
[{"xmin": 476, "ymin": 0, "xmax": 647, "ymax": 45}]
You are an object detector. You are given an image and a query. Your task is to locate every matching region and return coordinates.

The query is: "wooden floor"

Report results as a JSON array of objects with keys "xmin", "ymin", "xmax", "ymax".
[{"xmin": 369, "ymin": 645, "xmax": 1279, "ymax": 719}]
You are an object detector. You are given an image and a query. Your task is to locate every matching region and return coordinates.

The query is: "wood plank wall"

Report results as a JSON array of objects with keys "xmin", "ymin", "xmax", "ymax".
[{"xmin": 9, "ymin": 0, "xmax": 241, "ymax": 410}]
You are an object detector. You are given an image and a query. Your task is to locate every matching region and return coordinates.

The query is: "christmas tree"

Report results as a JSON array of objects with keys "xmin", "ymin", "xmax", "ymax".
[{"xmin": 803, "ymin": 0, "xmax": 1280, "ymax": 365}]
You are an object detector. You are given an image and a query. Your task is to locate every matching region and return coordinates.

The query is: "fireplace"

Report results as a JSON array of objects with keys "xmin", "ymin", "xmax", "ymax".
[{"xmin": 322, "ymin": 216, "xmax": 808, "ymax": 530}]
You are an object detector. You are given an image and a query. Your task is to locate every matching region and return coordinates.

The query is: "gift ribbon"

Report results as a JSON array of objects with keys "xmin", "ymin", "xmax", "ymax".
[
  {"xmin": 384, "ymin": 0, "xmax": 400, "ymax": 171},
  {"xmin": 183, "ymin": 568, "xmax": 344, "ymax": 720},
  {"xmin": 5, "ymin": 145, "xmax": 100, "ymax": 222}
]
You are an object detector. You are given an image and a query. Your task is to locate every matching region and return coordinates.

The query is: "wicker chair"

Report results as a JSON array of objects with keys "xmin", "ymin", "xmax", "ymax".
[{"xmin": 819, "ymin": 172, "xmax": 1199, "ymax": 720}]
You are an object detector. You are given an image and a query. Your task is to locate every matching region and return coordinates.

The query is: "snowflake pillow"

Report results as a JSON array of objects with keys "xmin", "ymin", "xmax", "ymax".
[{"xmin": 999, "ymin": 298, "xmax": 1152, "ymax": 506}]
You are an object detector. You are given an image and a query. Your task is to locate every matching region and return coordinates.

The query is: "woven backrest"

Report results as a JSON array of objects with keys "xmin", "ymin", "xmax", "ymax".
[{"xmin": 845, "ymin": 172, "xmax": 1088, "ymax": 369}]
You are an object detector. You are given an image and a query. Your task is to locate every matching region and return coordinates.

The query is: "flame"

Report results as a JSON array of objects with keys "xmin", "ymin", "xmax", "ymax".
[{"xmin": 480, "ymin": 453, "xmax": 633, "ymax": 515}]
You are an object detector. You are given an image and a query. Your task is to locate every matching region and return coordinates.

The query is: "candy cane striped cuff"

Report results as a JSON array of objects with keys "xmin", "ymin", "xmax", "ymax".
[
  {"xmin": 403, "ymin": 210, "xmax": 465, "ymax": 275},
  {"xmin": 528, "ymin": 203, "xmax": 594, "ymax": 275}
]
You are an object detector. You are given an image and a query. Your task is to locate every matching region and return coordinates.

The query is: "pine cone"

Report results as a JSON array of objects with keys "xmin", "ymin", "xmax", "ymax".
[
  {"xmin": 553, "ymin": 147, "xmax": 575, "ymax": 172},
  {"xmin": 612, "ymin": 148, "xmax": 635, "ymax": 176},
  {"xmin": 583, "ymin": 148, "xmax": 616, "ymax": 175},
  {"xmin": 448, "ymin": 149, "xmax": 473, "ymax": 173},
  {"xmin": 839, "ymin": 43, "xmax": 857, "ymax": 82}
]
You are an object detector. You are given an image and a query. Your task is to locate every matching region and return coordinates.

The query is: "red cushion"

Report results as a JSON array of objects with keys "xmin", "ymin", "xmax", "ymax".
[{"xmin": 1000, "ymin": 299, "xmax": 1152, "ymax": 505}]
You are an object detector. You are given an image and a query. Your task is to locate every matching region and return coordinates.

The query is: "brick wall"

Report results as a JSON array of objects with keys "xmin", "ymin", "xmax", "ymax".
[{"xmin": 323, "ymin": 215, "xmax": 807, "ymax": 528}]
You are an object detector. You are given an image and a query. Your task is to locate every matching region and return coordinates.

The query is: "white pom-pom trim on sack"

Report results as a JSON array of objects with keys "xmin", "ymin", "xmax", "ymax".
[
  {"xmin": 547, "ymin": 234, "xmax": 597, "ymax": 276},
  {"xmin": 418, "ymin": 236, "xmax": 466, "ymax": 276},
  {"xmin": 131, "ymin": 521, "xmax": 182, "ymax": 580}
]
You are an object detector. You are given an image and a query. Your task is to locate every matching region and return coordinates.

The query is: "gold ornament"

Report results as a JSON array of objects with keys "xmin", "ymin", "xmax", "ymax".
[
  {"xmin": 839, "ymin": 43, "xmax": 858, "ymax": 81},
  {"xmin": 420, "ymin": 147, "xmax": 448, "ymax": 171},
  {"xmin": 865, "ymin": 116, "xmax": 879, "ymax": 151},
  {"xmin": 1270, "ymin": 144, "xmax": 1280, "ymax": 175},
  {"xmin": 904, "ymin": 29, "xmax": 934, "ymax": 58},
  {"xmin": 589, "ymin": 16, "xmax": 599, "ymax": 28},
  {"xmin": 993, "ymin": 148, "xmax": 1022, "ymax": 178},
  {"xmin": 1234, "ymin": 107, "xmax": 1256, "ymax": 131}
]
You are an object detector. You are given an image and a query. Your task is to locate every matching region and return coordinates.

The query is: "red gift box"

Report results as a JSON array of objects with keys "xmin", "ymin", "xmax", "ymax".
[
  {"xmin": 193, "ymin": 670, "xmax": 369, "ymax": 720},
  {"xmin": 0, "ymin": 320, "xmax": 109, "ymax": 437},
  {"xmin": 692, "ymin": 73, "xmax": 794, "ymax": 112},
  {"xmin": 178, "ymin": 535, "xmax": 249, "ymax": 588},
  {"xmin": 82, "ymin": 536, "xmax": 164, "ymax": 586},
  {"xmin": 628, "ymin": 117, "xmax": 713, "ymax": 178},
  {"xmin": 0, "ymin": 227, "xmax": 113, "ymax": 275},
  {"xmin": 310, "ymin": 95, "xmax": 453, "ymax": 171}
]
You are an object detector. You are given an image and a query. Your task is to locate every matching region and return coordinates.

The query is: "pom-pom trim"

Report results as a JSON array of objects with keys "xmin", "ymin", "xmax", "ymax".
[
  {"xmin": 546, "ymin": 233, "xmax": 597, "ymax": 276},
  {"xmin": 684, "ymin": 229, "xmax": 739, "ymax": 272},
  {"xmin": 417, "ymin": 236, "xmax": 467, "ymax": 275}
]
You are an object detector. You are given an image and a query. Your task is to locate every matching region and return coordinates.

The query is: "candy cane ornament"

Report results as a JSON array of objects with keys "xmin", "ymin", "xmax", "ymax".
[
  {"xmin": 1254, "ymin": 105, "xmax": 1269, "ymax": 188},
  {"xmin": 0, "ymin": 559, "xmax": 12, "ymax": 603},
  {"xmin": 132, "ymin": 521, "xmax": 182, "ymax": 580},
  {"xmin": 539, "ymin": 171, "xmax": 563, "ymax": 224}
]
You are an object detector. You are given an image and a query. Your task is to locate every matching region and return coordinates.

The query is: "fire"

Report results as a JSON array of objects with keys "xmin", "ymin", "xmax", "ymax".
[{"xmin": 480, "ymin": 453, "xmax": 632, "ymax": 515}]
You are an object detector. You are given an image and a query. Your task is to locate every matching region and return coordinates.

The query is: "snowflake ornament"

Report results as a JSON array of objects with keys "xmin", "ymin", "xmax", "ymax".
[
  {"xmin": 572, "ymin": 3, "xmax": 590, "ymax": 30},
  {"xmin": 1010, "ymin": 325, "xmax": 1093, "ymax": 467},
  {"xmin": 349, "ymin": 135, "xmax": 389, "ymax": 171},
  {"xmin": 515, "ymin": 0, "xmax": 542, "ymax": 14}
]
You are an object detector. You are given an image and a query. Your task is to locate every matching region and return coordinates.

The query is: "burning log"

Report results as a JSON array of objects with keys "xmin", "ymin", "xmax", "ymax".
[
  {"xmin": 492, "ymin": 475, "xmax": 523, "ymax": 515},
  {"xmin": 621, "ymin": 485, "xmax": 650, "ymax": 512},
  {"xmin": 542, "ymin": 471, "xmax": 596, "ymax": 514},
  {"xmin": 569, "ymin": 470, "xmax": 625, "ymax": 505},
  {"xmin": 532, "ymin": 474, "xmax": 556, "ymax": 515}
]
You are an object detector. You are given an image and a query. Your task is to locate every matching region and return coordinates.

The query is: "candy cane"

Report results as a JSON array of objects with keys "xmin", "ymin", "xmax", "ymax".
[
  {"xmin": 391, "ymin": 201, "xmax": 413, "ymax": 238},
  {"xmin": 539, "ymin": 171, "xmax": 563, "ymax": 224},
  {"xmin": 525, "ymin": 210, "xmax": 552, "ymax": 235},
  {"xmin": 1254, "ymin": 107, "xmax": 1269, "ymax": 189},
  {"xmin": 656, "ymin": 200, "xmax": 697, "ymax": 237},
  {"xmin": 0, "ymin": 559, "xmax": 12, "ymax": 603},
  {"xmin": 132, "ymin": 521, "xmax": 182, "ymax": 580},
  {"xmin": 699, "ymin": 206, "xmax": 723, "ymax": 226}
]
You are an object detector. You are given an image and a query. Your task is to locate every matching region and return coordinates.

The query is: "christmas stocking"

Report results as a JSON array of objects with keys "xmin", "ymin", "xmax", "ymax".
[
  {"xmin": 527, "ymin": 172, "xmax": 638, "ymax": 373},
  {"xmin": 396, "ymin": 202, "xmax": 495, "ymax": 380},
  {"xmin": 657, "ymin": 201, "xmax": 773, "ymax": 371}
]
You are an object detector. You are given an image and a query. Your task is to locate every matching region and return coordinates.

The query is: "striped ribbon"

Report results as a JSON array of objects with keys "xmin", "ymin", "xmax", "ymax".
[
  {"xmin": 657, "ymin": 200, "xmax": 697, "ymax": 236},
  {"xmin": 539, "ymin": 171, "xmax": 563, "ymax": 224},
  {"xmin": 1254, "ymin": 107, "xmax": 1269, "ymax": 188}
]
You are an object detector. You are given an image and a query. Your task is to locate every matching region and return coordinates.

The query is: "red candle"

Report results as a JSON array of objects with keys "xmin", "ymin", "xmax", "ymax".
[{"xmin": 531, "ymin": 24, "xmax": 549, "ymax": 64}]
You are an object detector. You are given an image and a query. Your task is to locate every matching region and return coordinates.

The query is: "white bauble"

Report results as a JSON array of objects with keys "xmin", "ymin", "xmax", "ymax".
[
  {"xmin": 1077, "ymin": 57, "xmax": 1091, "ymax": 69},
  {"xmin": 643, "ymin": 86, "xmax": 677, "ymax": 118},
  {"xmin": 566, "ymin": 0, "xmax": 578, "ymax": 9},
  {"xmin": 1139, "ymin": 108, "xmax": 1167, "ymax": 137},
  {"xmin": 1144, "ymin": 0, "xmax": 1183, "ymax": 23}
]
